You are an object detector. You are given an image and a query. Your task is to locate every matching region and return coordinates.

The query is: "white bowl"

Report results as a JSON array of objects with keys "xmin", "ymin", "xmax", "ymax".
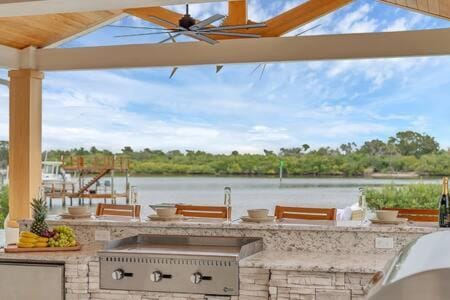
[
  {"xmin": 376, "ymin": 210, "xmax": 399, "ymax": 221},
  {"xmin": 247, "ymin": 209, "xmax": 269, "ymax": 219},
  {"xmin": 156, "ymin": 208, "xmax": 177, "ymax": 218},
  {"xmin": 68, "ymin": 206, "xmax": 88, "ymax": 216}
]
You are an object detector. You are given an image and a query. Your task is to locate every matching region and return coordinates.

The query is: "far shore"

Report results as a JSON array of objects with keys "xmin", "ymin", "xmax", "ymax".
[{"xmin": 119, "ymin": 172, "xmax": 431, "ymax": 179}]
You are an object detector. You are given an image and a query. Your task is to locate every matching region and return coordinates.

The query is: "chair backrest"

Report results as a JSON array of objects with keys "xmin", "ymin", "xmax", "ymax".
[
  {"xmin": 175, "ymin": 205, "xmax": 230, "ymax": 219},
  {"xmin": 96, "ymin": 203, "xmax": 141, "ymax": 218},
  {"xmin": 275, "ymin": 206, "xmax": 337, "ymax": 221},
  {"xmin": 382, "ymin": 208, "xmax": 438, "ymax": 222}
]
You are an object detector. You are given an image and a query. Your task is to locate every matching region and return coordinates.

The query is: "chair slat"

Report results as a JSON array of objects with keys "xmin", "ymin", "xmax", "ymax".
[
  {"xmin": 96, "ymin": 203, "xmax": 141, "ymax": 218},
  {"xmin": 382, "ymin": 208, "xmax": 438, "ymax": 222},
  {"xmin": 175, "ymin": 205, "xmax": 230, "ymax": 219},
  {"xmin": 275, "ymin": 206, "xmax": 337, "ymax": 221}
]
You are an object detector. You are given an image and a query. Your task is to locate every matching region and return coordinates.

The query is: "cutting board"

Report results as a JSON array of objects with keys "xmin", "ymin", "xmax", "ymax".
[{"xmin": 4, "ymin": 243, "xmax": 81, "ymax": 253}]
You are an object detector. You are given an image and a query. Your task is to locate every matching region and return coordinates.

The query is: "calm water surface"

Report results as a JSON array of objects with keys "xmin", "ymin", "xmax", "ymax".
[{"xmin": 48, "ymin": 176, "xmax": 441, "ymax": 219}]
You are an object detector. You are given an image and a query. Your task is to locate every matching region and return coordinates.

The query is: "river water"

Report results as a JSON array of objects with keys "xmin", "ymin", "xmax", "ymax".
[{"xmin": 47, "ymin": 176, "xmax": 440, "ymax": 219}]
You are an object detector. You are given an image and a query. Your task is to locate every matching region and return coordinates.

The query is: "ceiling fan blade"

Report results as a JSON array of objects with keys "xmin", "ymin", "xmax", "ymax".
[
  {"xmin": 168, "ymin": 33, "xmax": 177, "ymax": 43},
  {"xmin": 202, "ymin": 23, "xmax": 266, "ymax": 32},
  {"xmin": 148, "ymin": 15, "xmax": 181, "ymax": 28},
  {"xmin": 259, "ymin": 64, "xmax": 267, "ymax": 80},
  {"xmin": 169, "ymin": 67, "xmax": 178, "ymax": 79},
  {"xmin": 295, "ymin": 24, "xmax": 321, "ymax": 36},
  {"xmin": 202, "ymin": 31, "xmax": 260, "ymax": 38},
  {"xmin": 107, "ymin": 25, "xmax": 176, "ymax": 30},
  {"xmin": 251, "ymin": 64, "xmax": 263, "ymax": 75},
  {"xmin": 0, "ymin": 78, "xmax": 9, "ymax": 87},
  {"xmin": 182, "ymin": 32, "xmax": 218, "ymax": 45},
  {"xmin": 114, "ymin": 32, "xmax": 174, "ymax": 38},
  {"xmin": 158, "ymin": 32, "xmax": 182, "ymax": 44},
  {"xmin": 190, "ymin": 14, "xmax": 226, "ymax": 30},
  {"xmin": 216, "ymin": 65, "xmax": 224, "ymax": 73}
]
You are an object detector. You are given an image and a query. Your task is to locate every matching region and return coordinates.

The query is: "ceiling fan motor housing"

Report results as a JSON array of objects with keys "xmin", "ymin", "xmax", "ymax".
[{"xmin": 179, "ymin": 14, "xmax": 196, "ymax": 29}]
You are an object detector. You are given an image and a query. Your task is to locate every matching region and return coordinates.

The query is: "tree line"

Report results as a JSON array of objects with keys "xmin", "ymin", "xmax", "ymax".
[{"xmin": 0, "ymin": 130, "xmax": 448, "ymax": 177}]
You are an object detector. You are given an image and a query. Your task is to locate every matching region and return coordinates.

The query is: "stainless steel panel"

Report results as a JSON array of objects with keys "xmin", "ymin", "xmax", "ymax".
[
  {"xmin": 368, "ymin": 231, "xmax": 450, "ymax": 300},
  {"xmin": 0, "ymin": 261, "xmax": 64, "ymax": 300},
  {"xmin": 100, "ymin": 253, "xmax": 239, "ymax": 295}
]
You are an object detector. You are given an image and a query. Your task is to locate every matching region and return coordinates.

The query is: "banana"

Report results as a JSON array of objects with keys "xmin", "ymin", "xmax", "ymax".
[
  {"xmin": 19, "ymin": 237, "xmax": 37, "ymax": 244},
  {"xmin": 20, "ymin": 231, "xmax": 39, "ymax": 239},
  {"xmin": 17, "ymin": 242, "xmax": 35, "ymax": 248},
  {"xmin": 34, "ymin": 242, "xmax": 48, "ymax": 248},
  {"xmin": 37, "ymin": 237, "xmax": 49, "ymax": 243}
]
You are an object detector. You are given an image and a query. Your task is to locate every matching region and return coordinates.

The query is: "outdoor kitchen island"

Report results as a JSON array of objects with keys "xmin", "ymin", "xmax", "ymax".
[{"xmin": 0, "ymin": 219, "xmax": 439, "ymax": 300}]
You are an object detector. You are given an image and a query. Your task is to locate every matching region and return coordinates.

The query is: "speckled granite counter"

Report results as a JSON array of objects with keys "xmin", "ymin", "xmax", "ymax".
[
  {"xmin": 239, "ymin": 250, "xmax": 393, "ymax": 274},
  {"xmin": 19, "ymin": 217, "xmax": 438, "ymax": 255}
]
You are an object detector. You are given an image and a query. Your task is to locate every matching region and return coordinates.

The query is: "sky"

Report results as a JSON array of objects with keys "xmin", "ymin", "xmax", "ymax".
[{"xmin": 0, "ymin": 0, "xmax": 449, "ymax": 154}]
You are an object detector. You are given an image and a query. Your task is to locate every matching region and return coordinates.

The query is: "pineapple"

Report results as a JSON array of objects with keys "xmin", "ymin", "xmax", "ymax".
[{"xmin": 30, "ymin": 196, "xmax": 49, "ymax": 236}]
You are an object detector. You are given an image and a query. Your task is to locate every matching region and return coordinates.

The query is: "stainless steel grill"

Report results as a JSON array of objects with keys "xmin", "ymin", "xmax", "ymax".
[
  {"xmin": 98, "ymin": 235, "xmax": 263, "ymax": 296},
  {"xmin": 368, "ymin": 231, "xmax": 450, "ymax": 300}
]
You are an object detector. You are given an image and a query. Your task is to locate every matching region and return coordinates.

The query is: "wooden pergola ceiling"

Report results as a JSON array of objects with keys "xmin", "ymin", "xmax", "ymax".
[
  {"xmin": 380, "ymin": 0, "xmax": 450, "ymax": 20},
  {"xmin": 0, "ymin": 10, "xmax": 122, "ymax": 49},
  {"xmin": 0, "ymin": 0, "xmax": 448, "ymax": 51}
]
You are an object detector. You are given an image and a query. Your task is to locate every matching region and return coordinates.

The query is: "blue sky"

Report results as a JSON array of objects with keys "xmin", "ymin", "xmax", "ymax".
[{"xmin": 0, "ymin": 0, "xmax": 449, "ymax": 153}]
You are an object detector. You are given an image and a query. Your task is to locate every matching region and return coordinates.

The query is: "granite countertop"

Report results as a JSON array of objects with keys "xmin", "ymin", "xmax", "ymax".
[
  {"xmin": 0, "ymin": 244, "xmax": 101, "ymax": 262},
  {"xmin": 0, "ymin": 244, "xmax": 391, "ymax": 274},
  {"xmin": 240, "ymin": 250, "xmax": 394, "ymax": 273},
  {"xmin": 20, "ymin": 216, "xmax": 440, "ymax": 234}
]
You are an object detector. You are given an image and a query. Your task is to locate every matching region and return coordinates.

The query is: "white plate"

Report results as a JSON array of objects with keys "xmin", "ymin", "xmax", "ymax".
[
  {"xmin": 370, "ymin": 217, "xmax": 408, "ymax": 225},
  {"xmin": 147, "ymin": 214, "xmax": 184, "ymax": 221},
  {"xmin": 241, "ymin": 216, "xmax": 275, "ymax": 223}
]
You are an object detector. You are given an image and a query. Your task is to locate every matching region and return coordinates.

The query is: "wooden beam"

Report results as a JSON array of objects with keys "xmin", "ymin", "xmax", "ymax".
[
  {"xmin": 8, "ymin": 69, "xmax": 44, "ymax": 227},
  {"xmin": 44, "ymin": 13, "xmax": 127, "ymax": 49},
  {"xmin": 33, "ymin": 28, "xmax": 450, "ymax": 71},
  {"xmin": 0, "ymin": 0, "xmax": 224, "ymax": 17},
  {"xmin": 0, "ymin": 45, "xmax": 20, "ymax": 69},
  {"xmin": 262, "ymin": 0, "xmax": 353, "ymax": 37},
  {"xmin": 227, "ymin": 0, "xmax": 247, "ymax": 25}
]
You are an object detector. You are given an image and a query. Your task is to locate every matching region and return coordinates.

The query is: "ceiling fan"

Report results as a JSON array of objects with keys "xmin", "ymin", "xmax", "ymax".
[{"xmin": 110, "ymin": 4, "xmax": 267, "ymax": 45}]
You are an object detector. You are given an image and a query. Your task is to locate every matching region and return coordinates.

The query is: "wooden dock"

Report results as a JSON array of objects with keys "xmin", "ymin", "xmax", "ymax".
[{"xmin": 45, "ymin": 155, "xmax": 134, "ymax": 207}]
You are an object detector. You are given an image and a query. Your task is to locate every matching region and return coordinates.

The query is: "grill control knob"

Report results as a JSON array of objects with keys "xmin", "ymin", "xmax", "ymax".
[
  {"xmin": 112, "ymin": 269, "xmax": 125, "ymax": 280},
  {"xmin": 190, "ymin": 272, "xmax": 203, "ymax": 284},
  {"xmin": 150, "ymin": 271, "xmax": 162, "ymax": 282}
]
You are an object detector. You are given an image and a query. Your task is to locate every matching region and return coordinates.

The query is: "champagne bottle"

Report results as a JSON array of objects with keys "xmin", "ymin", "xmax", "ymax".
[{"xmin": 439, "ymin": 177, "xmax": 449, "ymax": 227}]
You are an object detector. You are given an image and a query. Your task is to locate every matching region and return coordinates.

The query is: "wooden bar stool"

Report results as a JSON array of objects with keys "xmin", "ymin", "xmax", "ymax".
[
  {"xmin": 96, "ymin": 203, "xmax": 141, "ymax": 218},
  {"xmin": 275, "ymin": 205, "xmax": 337, "ymax": 221},
  {"xmin": 175, "ymin": 204, "xmax": 230, "ymax": 219},
  {"xmin": 382, "ymin": 208, "xmax": 438, "ymax": 222}
]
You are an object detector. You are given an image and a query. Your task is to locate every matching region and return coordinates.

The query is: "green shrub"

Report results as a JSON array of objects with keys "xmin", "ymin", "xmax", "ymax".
[
  {"xmin": 0, "ymin": 186, "xmax": 8, "ymax": 229},
  {"xmin": 365, "ymin": 183, "xmax": 440, "ymax": 210}
]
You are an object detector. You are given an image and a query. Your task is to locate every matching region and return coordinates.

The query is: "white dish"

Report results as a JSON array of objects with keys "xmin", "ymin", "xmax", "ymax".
[
  {"xmin": 375, "ymin": 210, "xmax": 399, "ymax": 221},
  {"xmin": 68, "ymin": 207, "xmax": 89, "ymax": 216},
  {"xmin": 247, "ymin": 209, "xmax": 269, "ymax": 219},
  {"xmin": 241, "ymin": 216, "xmax": 275, "ymax": 223},
  {"xmin": 155, "ymin": 207, "xmax": 177, "ymax": 218},
  {"xmin": 148, "ymin": 214, "xmax": 184, "ymax": 221},
  {"xmin": 370, "ymin": 217, "xmax": 408, "ymax": 225}
]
